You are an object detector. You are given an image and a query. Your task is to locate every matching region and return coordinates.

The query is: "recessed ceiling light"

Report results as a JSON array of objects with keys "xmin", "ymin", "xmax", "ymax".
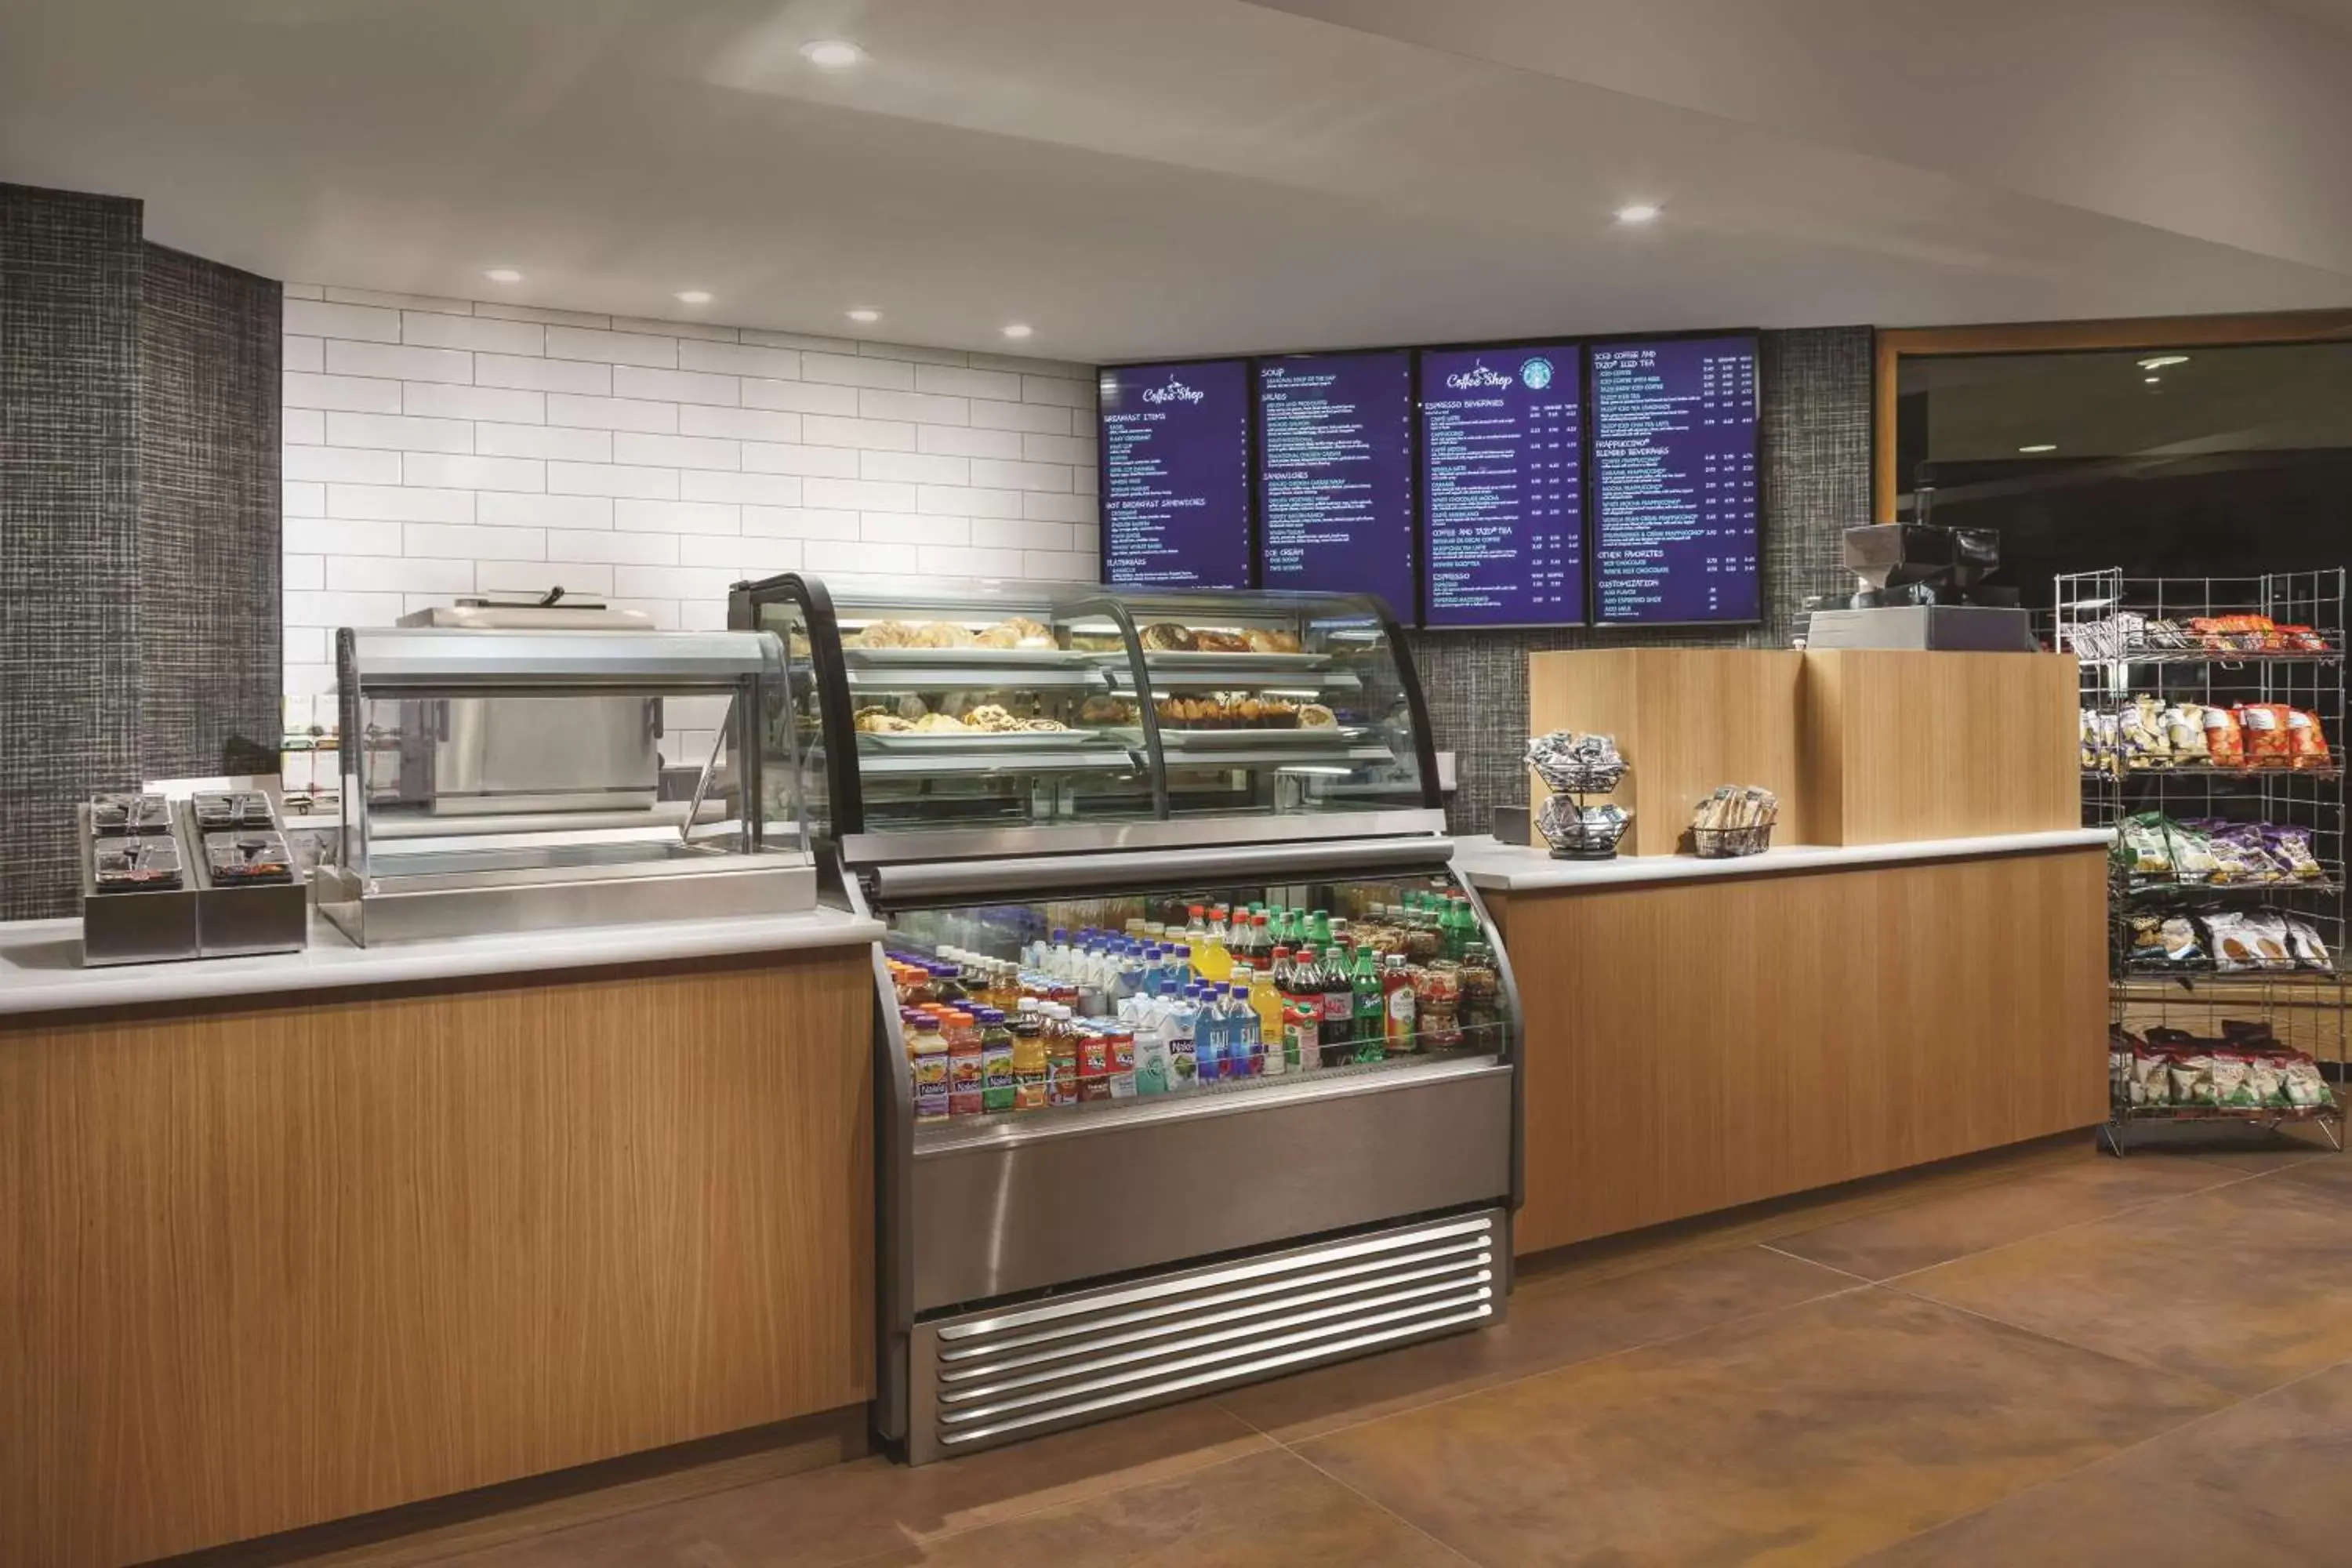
[
  {"xmin": 2139, "ymin": 354, "xmax": 2190, "ymax": 371},
  {"xmin": 847, "ymin": 308, "xmax": 880, "ymax": 324},
  {"xmin": 800, "ymin": 38, "xmax": 865, "ymax": 68},
  {"xmin": 2018, "ymin": 443, "xmax": 2057, "ymax": 454},
  {"xmin": 484, "ymin": 267, "xmax": 524, "ymax": 283},
  {"xmin": 2144, "ymin": 375, "xmax": 2161, "ymax": 384},
  {"xmin": 675, "ymin": 289, "xmax": 713, "ymax": 306},
  {"xmin": 1001, "ymin": 323, "xmax": 1034, "ymax": 339},
  {"xmin": 1613, "ymin": 203, "xmax": 1662, "ymax": 225}
]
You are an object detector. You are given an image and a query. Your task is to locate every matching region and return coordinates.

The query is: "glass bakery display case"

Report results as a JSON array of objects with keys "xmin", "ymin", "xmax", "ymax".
[
  {"xmin": 1115, "ymin": 589, "xmax": 1432, "ymax": 819},
  {"xmin": 319, "ymin": 623, "xmax": 814, "ymax": 945},
  {"xmin": 731, "ymin": 575, "xmax": 1516, "ymax": 1465}
]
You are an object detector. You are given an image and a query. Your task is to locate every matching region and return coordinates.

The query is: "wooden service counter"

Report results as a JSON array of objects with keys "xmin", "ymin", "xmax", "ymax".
[
  {"xmin": 1486, "ymin": 647, "xmax": 2109, "ymax": 1256},
  {"xmin": 0, "ymin": 908, "xmax": 883, "ymax": 1568},
  {"xmin": 1461, "ymin": 833, "xmax": 2112, "ymax": 1254}
]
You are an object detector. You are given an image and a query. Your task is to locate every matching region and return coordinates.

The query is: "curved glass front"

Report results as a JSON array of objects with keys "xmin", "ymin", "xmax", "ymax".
[
  {"xmin": 1112, "ymin": 590, "xmax": 1428, "ymax": 818},
  {"xmin": 733, "ymin": 576, "xmax": 1436, "ymax": 842}
]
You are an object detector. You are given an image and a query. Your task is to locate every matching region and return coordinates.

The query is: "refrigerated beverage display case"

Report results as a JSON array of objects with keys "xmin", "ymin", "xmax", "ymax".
[{"xmin": 731, "ymin": 575, "xmax": 1519, "ymax": 1463}]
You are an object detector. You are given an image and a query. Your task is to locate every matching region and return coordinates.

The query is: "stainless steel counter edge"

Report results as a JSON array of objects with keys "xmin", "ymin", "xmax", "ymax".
[
  {"xmin": 1450, "ymin": 828, "xmax": 2114, "ymax": 893},
  {"xmin": 0, "ymin": 907, "xmax": 885, "ymax": 1018}
]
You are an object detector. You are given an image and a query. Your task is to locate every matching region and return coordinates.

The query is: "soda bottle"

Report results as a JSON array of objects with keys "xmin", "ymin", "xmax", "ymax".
[
  {"xmin": 1250, "ymin": 955, "xmax": 1287, "ymax": 1073},
  {"xmin": 1381, "ymin": 954, "xmax": 1418, "ymax": 1054},
  {"xmin": 1308, "ymin": 908, "xmax": 1333, "ymax": 949},
  {"xmin": 1316, "ymin": 943, "xmax": 1355, "ymax": 1054},
  {"xmin": 1350, "ymin": 946, "xmax": 1386, "ymax": 1063}
]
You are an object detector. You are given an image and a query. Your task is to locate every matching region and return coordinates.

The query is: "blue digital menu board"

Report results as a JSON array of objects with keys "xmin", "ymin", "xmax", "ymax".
[
  {"xmin": 1257, "ymin": 351, "xmax": 1416, "ymax": 617},
  {"xmin": 1590, "ymin": 336, "xmax": 1761, "ymax": 624},
  {"xmin": 1100, "ymin": 359, "xmax": 1253, "ymax": 589},
  {"xmin": 1418, "ymin": 345, "xmax": 1584, "ymax": 627}
]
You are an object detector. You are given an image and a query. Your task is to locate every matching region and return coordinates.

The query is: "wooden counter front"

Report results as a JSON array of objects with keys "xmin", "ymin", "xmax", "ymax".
[
  {"xmin": 0, "ymin": 946, "xmax": 874, "ymax": 1568},
  {"xmin": 1490, "ymin": 845, "xmax": 2109, "ymax": 1255}
]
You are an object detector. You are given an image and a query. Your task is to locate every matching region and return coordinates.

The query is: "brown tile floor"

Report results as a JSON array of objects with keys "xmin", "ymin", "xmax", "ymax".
[{"xmin": 268, "ymin": 1131, "xmax": 2352, "ymax": 1568}]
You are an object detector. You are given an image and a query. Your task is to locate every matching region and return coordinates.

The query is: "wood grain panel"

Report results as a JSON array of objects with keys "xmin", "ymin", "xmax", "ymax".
[
  {"xmin": 1798, "ymin": 651, "xmax": 2080, "ymax": 844},
  {"xmin": 1529, "ymin": 649, "xmax": 1806, "ymax": 856},
  {"xmin": 1508, "ymin": 848, "xmax": 2109, "ymax": 1255},
  {"xmin": 0, "ymin": 950, "xmax": 874, "ymax": 1568}
]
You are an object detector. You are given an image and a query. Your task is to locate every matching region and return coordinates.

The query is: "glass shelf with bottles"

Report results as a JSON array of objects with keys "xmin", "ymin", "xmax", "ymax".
[{"xmin": 886, "ymin": 874, "xmax": 1507, "ymax": 1134}]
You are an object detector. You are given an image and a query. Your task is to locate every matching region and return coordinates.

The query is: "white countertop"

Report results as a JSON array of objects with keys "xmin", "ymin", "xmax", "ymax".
[
  {"xmin": 0, "ymin": 906, "xmax": 884, "ymax": 1018},
  {"xmin": 1450, "ymin": 828, "xmax": 2111, "ymax": 893}
]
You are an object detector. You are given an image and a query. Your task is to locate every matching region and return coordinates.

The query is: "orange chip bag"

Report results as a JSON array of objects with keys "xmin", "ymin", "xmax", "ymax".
[
  {"xmin": 2237, "ymin": 703, "xmax": 2293, "ymax": 767},
  {"xmin": 2202, "ymin": 705, "xmax": 2245, "ymax": 767}
]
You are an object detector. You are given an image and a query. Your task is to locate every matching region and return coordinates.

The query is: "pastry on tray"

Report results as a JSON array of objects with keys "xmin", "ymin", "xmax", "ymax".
[
  {"xmin": 1245, "ymin": 628, "xmax": 1303, "ymax": 654},
  {"xmin": 855, "ymin": 619, "xmax": 918, "ymax": 648},
  {"xmin": 1192, "ymin": 629, "xmax": 1251, "ymax": 654},
  {"xmin": 1139, "ymin": 622, "xmax": 1196, "ymax": 652}
]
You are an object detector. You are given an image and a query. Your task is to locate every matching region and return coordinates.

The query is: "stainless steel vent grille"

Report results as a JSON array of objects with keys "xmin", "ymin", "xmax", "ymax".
[{"xmin": 909, "ymin": 1209, "xmax": 1504, "ymax": 1461}]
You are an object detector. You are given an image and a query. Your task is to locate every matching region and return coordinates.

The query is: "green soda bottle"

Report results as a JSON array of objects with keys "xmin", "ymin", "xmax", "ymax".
[{"xmin": 1350, "ymin": 942, "xmax": 1386, "ymax": 1063}]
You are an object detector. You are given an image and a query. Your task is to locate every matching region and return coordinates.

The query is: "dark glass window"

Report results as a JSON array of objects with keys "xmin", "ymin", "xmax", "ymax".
[{"xmin": 1894, "ymin": 343, "xmax": 2352, "ymax": 609}]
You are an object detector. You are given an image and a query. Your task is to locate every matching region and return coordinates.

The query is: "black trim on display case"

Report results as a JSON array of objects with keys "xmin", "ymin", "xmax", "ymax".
[{"xmin": 731, "ymin": 572, "xmax": 866, "ymax": 842}]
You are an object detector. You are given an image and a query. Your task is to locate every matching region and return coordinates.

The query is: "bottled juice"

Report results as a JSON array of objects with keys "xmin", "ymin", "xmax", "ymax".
[
  {"xmin": 1011, "ymin": 1009, "xmax": 1047, "ymax": 1110},
  {"xmin": 910, "ymin": 1014, "xmax": 949, "ymax": 1123},
  {"xmin": 1316, "ymin": 944, "xmax": 1355, "ymax": 1054},
  {"xmin": 1107, "ymin": 1025, "xmax": 1138, "ymax": 1098},
  {"xmin": 1249, "ymin": 958, "xmax": 1287, "ymax": 1073},
  {"xmin": 946, "ymin": 1011, "xmax": 985, "ymax": 1116},
  {"xmin": 1417, "ymin": 960, "xmax": 1463, "ymax": 1051},
  {"xmin": 1045, "ymin": 1005, "xmax": 1080, "ymax": 1107},
  {"xmin": 1197, "ymin": 907, "xmax": 1232, "ymax": 982},
  {"xmin": 1077, "ymin": 1020, "xmax": 1112, "ymax": 1102},
  {"xmin": 1284, "ymin": 1001, "xmax": 1320, "ymax": 1072},
  {"xmin": 1350, "ymin": 947, "xmax": 1386, "ymax": 1064},
  {"xmin": 1381, "ymin": 954, "xmax": 1418, "ymax": 1054},
  {"xmin": 978, "ymin": 1007, "xmax": 1016, "ymax": 1113}
]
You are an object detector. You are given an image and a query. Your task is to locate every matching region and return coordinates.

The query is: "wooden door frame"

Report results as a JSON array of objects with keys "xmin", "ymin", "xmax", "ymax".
[{"xmin": 1873, "ymin": 310, "xmax": 2352, "ymax": 521}]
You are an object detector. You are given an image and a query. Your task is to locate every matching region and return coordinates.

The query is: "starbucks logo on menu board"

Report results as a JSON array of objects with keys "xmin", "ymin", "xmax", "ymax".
[
  {"xmin": 1142, "ymin": 376, "xmax": 1207, "ymax": 405},
  {"xmin": 1519, "ymin": 357, "xmax": 1555, "ymax": 390}
]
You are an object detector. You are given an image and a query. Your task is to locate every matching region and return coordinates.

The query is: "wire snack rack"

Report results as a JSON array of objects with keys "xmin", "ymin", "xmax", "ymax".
[{"xmin": 2057, "ymin": 568, "xmax": 2348, "ymax": 1153}]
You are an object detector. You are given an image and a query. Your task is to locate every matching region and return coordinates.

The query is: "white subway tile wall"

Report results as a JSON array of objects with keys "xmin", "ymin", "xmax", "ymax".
[{"xmin": 281, "ymin": 290, "xmax": 1103, "ymax": 735}]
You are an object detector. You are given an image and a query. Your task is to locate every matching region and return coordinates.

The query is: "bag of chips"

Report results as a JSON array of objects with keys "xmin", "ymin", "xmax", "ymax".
[
  {"xmin": 2238, "ymin": 912, "xmax": 2297, "ymax": 971},
  {"xmin": 2118, "ymin": 813, "xmax": 2174, "ymax": 880},
  {"xmin": 2286, "ymin": 708, "xmax": 2330, "ymax": 768},
  {"xmin": 2281, "ymin": 1054, "xmax": 2338, "ymax": 1109},
  {"xmin": 2245, "ymin": 1052, "xmax": 2289, "ymax": 1108},
  {"xmin": 2203, "ymin": 912, "xmax": 2263, "ymax": 972},
  {"xmin": 2130, "ymin": 1046, "xmax": 2174, "ymax": 1108},
  {"xmin": 2205, "ymin": 825, "xmax": 2274, "ymax": 884},
  {"xmin": 2165, "ymin": 821, "xmax": 2220, "ymax": 884},
  {"xmin": 2262, "ymin": 825, "xmax": 2325, "ymax": 881},
  {"xmin": 2209, "ymin": 1051, "xmax": 2258, "ymax": 1108},
  {"xmin": 2284, "ymin": 915, "xmax": 2333, "ymax": 971},
  {"xmin": 2202, "ymin": 706, "xmax": 2245, "ymax": 768},
  {"xmin": 2170, "ymin": 1054, "xmax": 2216, "ymax": 1105},
  {"xmin": 2238, "ymin": 704, "xmax": 2294, "ymax": 768}
]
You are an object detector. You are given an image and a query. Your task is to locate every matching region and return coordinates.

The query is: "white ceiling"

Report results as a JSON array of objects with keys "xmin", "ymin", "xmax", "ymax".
[{"xmin": 4, "ymin": 0, "xmax": 2350, "ymax": 361}]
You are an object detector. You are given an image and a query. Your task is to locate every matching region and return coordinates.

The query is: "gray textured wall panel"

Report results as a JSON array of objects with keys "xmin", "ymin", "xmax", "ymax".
[
  {"xmin": 139, "ymin": 242, "xmax": 282, "ymax": 778},
  {"xmin": 0, "ymin": 183, "xmax": 144, "ymax": 920}
]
